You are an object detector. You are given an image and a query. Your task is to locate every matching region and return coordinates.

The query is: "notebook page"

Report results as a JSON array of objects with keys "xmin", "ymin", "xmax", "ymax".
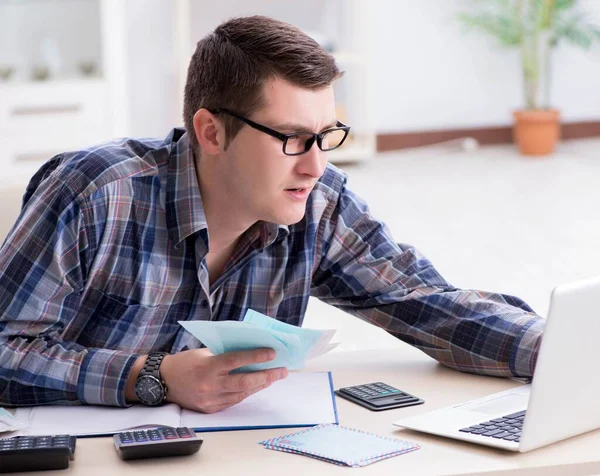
[
  {"xmin": 181, "ymin": 372, "xmax": 337, "ymax": 430},
  {"xmin": 15, "ymin": 402, "xmax": 180, "ymax": 436}
]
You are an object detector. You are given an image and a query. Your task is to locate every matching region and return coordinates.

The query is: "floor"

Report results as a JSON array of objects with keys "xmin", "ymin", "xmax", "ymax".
[
  {"xmin": 1, "ymin": 137, "xmax": 599, "ymax": 353},
  {"xmin": 303, "ymin": 137, "xmax": 600, "ymax": 352}
]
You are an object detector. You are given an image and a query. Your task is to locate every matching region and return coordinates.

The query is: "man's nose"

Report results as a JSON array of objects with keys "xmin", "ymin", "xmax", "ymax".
[{"xmin": 296, "ymin": 142, "xmax": 327, "ymax": 178}]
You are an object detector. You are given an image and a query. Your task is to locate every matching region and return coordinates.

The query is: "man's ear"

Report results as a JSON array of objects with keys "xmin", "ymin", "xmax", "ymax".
[{"xmin": 192, "ymin": 109, "xmax": 224, "ymax": 155}]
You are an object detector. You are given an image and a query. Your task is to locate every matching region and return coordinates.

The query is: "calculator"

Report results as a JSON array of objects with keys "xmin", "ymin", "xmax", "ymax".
[
  {"xmin": 335, "ymin": 382, "xmax": 424, "ymax": 411},
  {"xmin": 113, "ymin": 427, "xmax": 203, "ymax": 460},
  {"xmin": 0, "ymin": 434, "xmax": 76, "ymax": 473}
]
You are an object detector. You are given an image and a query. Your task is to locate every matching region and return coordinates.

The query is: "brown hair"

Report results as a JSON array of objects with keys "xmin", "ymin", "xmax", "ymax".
[{"xmin": 183, "ymin": 15, "xmax": 343, "ymax": 152}]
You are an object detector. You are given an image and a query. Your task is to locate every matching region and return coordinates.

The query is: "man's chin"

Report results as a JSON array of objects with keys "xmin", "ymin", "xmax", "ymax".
[{"xmin": 271, "ymin": 208, "xmax": 306, "ymax": 226}]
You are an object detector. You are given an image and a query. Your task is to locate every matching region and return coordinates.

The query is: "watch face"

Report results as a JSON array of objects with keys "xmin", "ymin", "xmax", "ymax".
[{"xmin": 135, "ymin": 375, "xmax": 165, "ymax": 406}]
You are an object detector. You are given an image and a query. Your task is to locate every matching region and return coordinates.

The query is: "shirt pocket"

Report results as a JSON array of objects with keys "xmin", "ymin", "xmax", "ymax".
[{"xmin": 73, "ymin": 288, "xmax": 188, "ymax": 353}]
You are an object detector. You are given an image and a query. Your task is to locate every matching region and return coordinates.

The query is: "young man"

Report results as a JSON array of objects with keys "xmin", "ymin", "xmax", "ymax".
[{"xmin": 0, "ymin": 16, "xmax": 543, "ymax": 413}]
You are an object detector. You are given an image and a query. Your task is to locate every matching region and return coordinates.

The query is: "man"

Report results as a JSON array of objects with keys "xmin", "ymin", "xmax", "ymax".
[{"xmin": 0, "ymin": 16, "xmax": 543, "ymax": 413}]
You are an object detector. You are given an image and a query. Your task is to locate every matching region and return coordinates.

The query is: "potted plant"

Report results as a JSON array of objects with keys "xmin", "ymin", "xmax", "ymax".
[{"xmin": 458, "ymin": 0, "xmax": 600, "ymax": 156}]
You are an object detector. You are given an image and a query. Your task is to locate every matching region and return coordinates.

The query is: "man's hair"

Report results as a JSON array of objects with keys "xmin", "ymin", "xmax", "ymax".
[{"xmin": 183, "ymin": 15, "xmax": 343, "ymax": 152}]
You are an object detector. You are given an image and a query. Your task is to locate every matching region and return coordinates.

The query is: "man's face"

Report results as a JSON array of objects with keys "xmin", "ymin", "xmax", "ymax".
[{"xmin": 218, "ymin": 78, "xmax": 336, "ymax": 226}]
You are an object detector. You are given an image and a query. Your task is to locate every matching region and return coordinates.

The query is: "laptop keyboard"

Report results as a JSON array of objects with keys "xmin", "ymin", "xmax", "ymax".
[{"xmin": 459, "ymin": 410, "xmax": 526, "ymax": 442}]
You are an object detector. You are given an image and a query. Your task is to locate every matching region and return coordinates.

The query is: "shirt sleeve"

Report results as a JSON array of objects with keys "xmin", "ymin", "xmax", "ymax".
[
  {"xmin": 310, "ymin": 182, "xmax": 544, "ymax": 378},
  {"xmin": 0, "ymin": 171, "xmax": 138, "ymax": 407}
]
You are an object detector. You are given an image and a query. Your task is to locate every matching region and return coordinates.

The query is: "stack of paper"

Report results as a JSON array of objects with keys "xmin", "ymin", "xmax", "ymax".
[
  {"xmin": 179, "ymin": 309, "xmax": 339, "ymax": 371},
  {"xmin": 259, "ymin": 424, "xmax": 420, "ymax": 467}
]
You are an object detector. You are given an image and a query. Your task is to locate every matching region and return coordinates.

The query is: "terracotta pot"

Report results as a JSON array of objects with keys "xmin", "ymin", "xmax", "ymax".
[{"xmin": 513, "ymin": 109, "xmax": 560, "ymax": 156}]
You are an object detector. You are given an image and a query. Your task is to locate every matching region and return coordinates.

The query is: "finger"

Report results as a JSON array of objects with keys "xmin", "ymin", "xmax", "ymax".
[
  {"xmin": 213, "ymin": 348, "xmax": 276, "ymax": 373},
  {"xmin": 201, "ymin": 385, "xmax": 271, "ymax": 414},
  {"xmin": 215, "ymin": 381, "xmax": 273, "ymax": 406},
  {"xmin": 200, "ymin": 379, "xmax": 279, "ymax": 414},
  {"xmin": 201, "ymin": 401, "xmax": 239, "ymax": 414},
  {"xmin": 219, "ymin": 367, "xmax": 288, "ymax": 393}
]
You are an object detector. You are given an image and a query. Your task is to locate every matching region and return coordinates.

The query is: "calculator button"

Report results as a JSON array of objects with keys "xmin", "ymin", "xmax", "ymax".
[{"xmin": 161, "ymin": 429, "xmax": 178, "ymax": 439}]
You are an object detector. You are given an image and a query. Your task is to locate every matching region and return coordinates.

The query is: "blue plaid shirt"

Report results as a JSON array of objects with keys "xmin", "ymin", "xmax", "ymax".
[{"xmin": 0, "ymin": 128, "xmax": 544, "ymax": 407}]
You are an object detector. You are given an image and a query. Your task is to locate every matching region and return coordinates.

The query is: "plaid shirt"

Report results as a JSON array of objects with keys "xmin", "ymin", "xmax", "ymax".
[{"xmin": 0, "ymin": 128, "xmax": 544, "ymax": 407}]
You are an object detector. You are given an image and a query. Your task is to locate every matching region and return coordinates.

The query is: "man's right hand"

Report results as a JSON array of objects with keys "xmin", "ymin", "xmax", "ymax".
[{"xmin": 144, "ymin": 348, "xmax": 287, "ymax": 413}]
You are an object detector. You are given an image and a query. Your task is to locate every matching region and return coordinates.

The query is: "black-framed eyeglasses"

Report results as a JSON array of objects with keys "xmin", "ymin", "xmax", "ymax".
[{"xmin": 209, "ymin": 108, "xmax": 351, "ymax": 156}]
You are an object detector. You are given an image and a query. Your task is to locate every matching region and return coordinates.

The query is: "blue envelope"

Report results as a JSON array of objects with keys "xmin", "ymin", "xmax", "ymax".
[{"xmin": 178, "ymin": 310, "xmax": 337, "ymax": 372}]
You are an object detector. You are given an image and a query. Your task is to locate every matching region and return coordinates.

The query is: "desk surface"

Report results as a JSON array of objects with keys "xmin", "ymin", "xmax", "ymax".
[{"xmin": 8, "ymin": 345, "xmax": 600, "ymax": 476}]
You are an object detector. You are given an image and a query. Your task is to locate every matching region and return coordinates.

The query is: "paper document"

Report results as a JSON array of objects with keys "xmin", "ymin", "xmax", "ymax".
[
  {"xmin": 178, "ymin": 309, "xmax": 339, "ymax": 371},
  {"xmin": 14, "ymin": 372, "xmax": 338, "ymax": 437},
  {"xmin": 0, "ymin": 407, "xmax": 28, "ymax": 434}
]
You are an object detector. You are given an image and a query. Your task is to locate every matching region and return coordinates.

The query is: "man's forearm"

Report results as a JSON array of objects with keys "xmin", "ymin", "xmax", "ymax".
[
  {"xmin": 0, "ymin": 337, "xmax": 139, "ymax": 407},
  {"xmin": 354, "ymin": 292, "xmax": 545, "ymax": 379}
]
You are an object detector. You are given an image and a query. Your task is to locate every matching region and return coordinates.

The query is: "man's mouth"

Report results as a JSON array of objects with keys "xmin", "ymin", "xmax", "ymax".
[{"xmin": 284, "ymin": 188, "xmax": 310, "ymax": 200}]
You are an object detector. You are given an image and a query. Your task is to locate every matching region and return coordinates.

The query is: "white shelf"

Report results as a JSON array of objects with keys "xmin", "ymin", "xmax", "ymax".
[{"xmin": 0, "ymin": 0, "xmax": 125, "ymax": 182}]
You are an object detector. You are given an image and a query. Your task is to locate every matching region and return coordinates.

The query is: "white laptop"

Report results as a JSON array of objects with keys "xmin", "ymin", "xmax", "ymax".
[{"xmin": 393, "ymin": 275, "xmax": 600, "ymax": 453}]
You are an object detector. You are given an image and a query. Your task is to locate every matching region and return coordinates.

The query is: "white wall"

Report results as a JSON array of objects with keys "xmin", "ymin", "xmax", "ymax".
[
  {"xmin": 2, "ymin": 0, "xmax": 599, "ymax": 138},
  {"xmin": 176, "ymin": 0, "xmax": 600, "ymax": 135},
  {"xmin": 372, "ymin": 0, "xmax": 600, "ymax": 133},
  {"xmin": 122, "ymin": 0, "xmax": 179, "ymax": 138}
]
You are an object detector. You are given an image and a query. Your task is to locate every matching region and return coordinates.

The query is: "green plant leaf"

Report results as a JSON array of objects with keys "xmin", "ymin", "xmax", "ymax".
[
  {"xmin": 457, "ymin": 12, "xmax": 522, "ymax": 46},
  {"xmin": 554, "ymin": 0, "xmax": 577, "ymax": 11},
  {"xmin": 554, "ymin": 12, "xmax": 600, "ymax": 48}
]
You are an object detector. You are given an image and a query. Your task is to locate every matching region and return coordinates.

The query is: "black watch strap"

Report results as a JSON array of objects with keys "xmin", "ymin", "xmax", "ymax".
[
  {"xmin": 141, "ymin": 352, "xmax": 168, "ymax": 379},
  {"xmin": 135, "ymin": 351, "xmax": 169, "ymax": 406}
]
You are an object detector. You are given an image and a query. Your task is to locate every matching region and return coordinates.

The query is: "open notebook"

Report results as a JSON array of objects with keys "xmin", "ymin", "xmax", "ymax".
[{"xmin": 14, "ymin": 372, "xmax": 338, "ymax": 437}]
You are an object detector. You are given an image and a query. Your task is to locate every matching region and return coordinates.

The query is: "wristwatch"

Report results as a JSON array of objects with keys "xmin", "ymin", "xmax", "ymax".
[{"xmin": 134, "ymin": 352, "xmax": 168, "ymax": 406}]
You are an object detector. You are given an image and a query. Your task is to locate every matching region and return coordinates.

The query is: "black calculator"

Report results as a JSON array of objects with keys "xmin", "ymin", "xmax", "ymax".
[
  {"xmin": 335, "ymin": 382, "xmax": 424, "ymax": 411},
  {"xmin": 113, "ymin": 427, "xmax": 203, "ymax": 461},
  {"xmin": 0, "ymin": 434, "xmax": 76, "ymax": 473}
]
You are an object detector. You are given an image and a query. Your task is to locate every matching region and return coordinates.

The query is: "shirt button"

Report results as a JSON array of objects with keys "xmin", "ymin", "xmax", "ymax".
[{"xmin": 201, "ymin": 300, "xmax": 208, "ymax": 308}]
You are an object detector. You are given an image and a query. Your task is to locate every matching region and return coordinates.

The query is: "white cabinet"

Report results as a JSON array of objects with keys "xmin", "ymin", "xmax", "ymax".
[
  {"xmin": 0, "ymin": 0, "xmax": 125, "ymax": 184},
  {"xmin": 0, "ymin": 79, "xmax": 111, "ymax": 180},
  {"xmin": 174, "ymin": 0, "xmax": 376, "ymax": 164}
]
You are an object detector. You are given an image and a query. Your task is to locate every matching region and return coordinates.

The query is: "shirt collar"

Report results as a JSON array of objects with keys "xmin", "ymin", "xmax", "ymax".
[
  {"xmin": 166, "ymin": 129, "xmax": 208, "ymax": 247},
  {"xmin": 261, "ymin": 222, "xmax": 290, "ymax": 248},
  {"xmin": 166, "ymin": 129, "xmax": 290, "ymax": 249}
]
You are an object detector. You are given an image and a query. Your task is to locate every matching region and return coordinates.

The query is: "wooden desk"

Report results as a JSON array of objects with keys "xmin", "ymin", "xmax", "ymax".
[{"xmin": 10, "ymin": 345, "xmax": 600, "ymax": 476}]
